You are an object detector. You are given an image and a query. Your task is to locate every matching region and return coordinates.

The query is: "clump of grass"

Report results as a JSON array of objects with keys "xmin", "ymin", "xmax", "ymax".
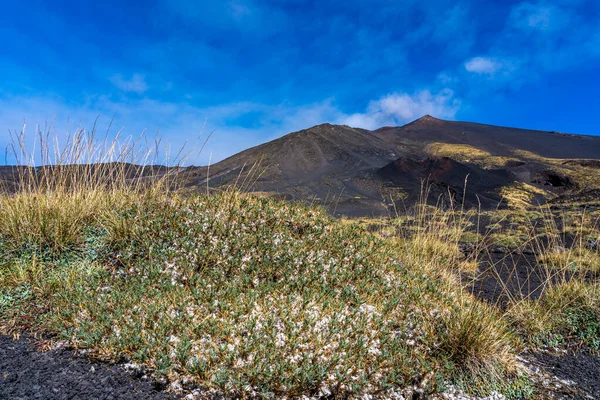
[
  {"xmin": 499, "ymin": 182, "xmax": 549, "ymax": 209},
  {"xmin": 0, "ymin": 122, "xmax": 178, "ymax": 253},
  {"xmin": 508, "ymin": 281, "xmax": 600, "ymax": 350},
  {"xmin": 0, "ymin": 189, "xmax": 134, "ymax": 253},
  {"xmin": 489, "ymin": 232, "xmax": 528, "ymax": 249},
  {"xmin": 538, "ymin": 246, "xmax": 600, "ymax": 273},
  {"xmin": 424, "ymin": 142, "xmax": 517, "ymax": 168},
  {"xmin": 392, "ymin": 196, "xmax": 482, "ymax": 274},
  {"xmin": 426, "ymin": 293, "xmax": 517, "ymax": 379}
]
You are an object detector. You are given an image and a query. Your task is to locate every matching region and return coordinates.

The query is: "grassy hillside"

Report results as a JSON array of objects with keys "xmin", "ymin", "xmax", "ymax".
[
  {"xmin": 0, "ymin": 186, "xmax": 522, "ymax": 397},
  {"xmin": 0, "ymin": 130, "xmax": 598, "ymax": 398},
  {"xmin": 2, "ymin": 178, "xmax": 599, "ymax": 397}
]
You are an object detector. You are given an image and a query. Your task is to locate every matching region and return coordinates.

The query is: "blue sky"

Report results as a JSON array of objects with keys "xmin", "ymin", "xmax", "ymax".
[{"xmin": 1, "ymin": 0, "xmax": 599, "ymax": 165}]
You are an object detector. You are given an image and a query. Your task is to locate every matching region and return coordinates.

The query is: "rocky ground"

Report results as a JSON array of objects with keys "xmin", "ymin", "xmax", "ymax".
[
  {"xmin": 0, "ymin": 334, "xmax": 181, "ymax": 400},
  {"xmin": 465, "ymin": 246, "xmax": 600, "ymax": 399},
  {"xmin": 1, "ymin": 333, "xmax": 598, "ymax": 399},
  {"xmin": 523, "ymin": 347, "xmax": 600, "ymax": 399}
]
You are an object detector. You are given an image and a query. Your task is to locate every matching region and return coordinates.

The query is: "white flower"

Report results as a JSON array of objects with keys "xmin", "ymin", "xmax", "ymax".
[
  {"xmin": 367, "ymin": 339, "xmax": 381, "ymax": 356},
  {"xmin": 275, "ymin": 332, "xmax": 286, "ymax": 348}
]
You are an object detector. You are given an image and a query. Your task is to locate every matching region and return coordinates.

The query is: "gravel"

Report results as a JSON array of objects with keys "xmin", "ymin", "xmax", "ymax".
[{"xmin": 527, "ymin": 348, "xmax": 600, "ymax": 399}]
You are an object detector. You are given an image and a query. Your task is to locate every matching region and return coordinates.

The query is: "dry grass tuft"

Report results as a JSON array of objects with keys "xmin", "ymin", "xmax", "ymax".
[{"xmin": 0, "ymin": 122, "xmax": 181, "ymax": 253}]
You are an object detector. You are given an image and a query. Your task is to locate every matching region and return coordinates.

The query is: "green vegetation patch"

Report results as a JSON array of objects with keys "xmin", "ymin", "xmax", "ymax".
[
  {"xmin": 0, "ymin": 192, "xmax": 518, "ymax": 398},
  {"xmin": 509, "ymin": 281, "xmax": 600, "ymax": 351}
]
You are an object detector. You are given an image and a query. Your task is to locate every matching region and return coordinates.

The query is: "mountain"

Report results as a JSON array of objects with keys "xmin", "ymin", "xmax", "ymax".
[
  {"xmin": 4, "ymin": 116, "xmax": 600, "ymax": 217},
  {"xmin": 177, "ymin": 115, "xmax": 600, "ymax": 216},
  {"xmin": 192, "ymin": 123, "xmax": 398, "ymax": 185},
  {"xmin": 183, "ymin": 124, "xmax": 403, "ymax": 215},
  {"xmin": 373, "ymin": 115, "xmax": 600, "ymax": 159}
]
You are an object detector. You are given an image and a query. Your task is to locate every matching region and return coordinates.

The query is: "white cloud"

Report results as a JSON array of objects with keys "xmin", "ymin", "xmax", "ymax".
[
  {"xmin": 464, "ymin": 57, "xmax": 503, "ymax": 75},
  {"xmin": 436, "ymin": 72, "xmax": 459, "ymax": 85},
  {"xmin": 109, "ymin": 74, "xmax": 148, "ymax": 94},
  {"xmin": 340, "ymin": 89, "xmax": 461, "ymax": 130}
]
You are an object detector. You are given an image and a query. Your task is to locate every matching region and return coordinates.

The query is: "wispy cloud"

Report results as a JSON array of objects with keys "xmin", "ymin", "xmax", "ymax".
[
  {"xmin": 509, "ymin": 2, "xmax": 566, "ymax": 31},
  {"xmin": 0, "ymin": 88, "xmax": 461, "ymax": 165},
  {"xmin": 341, "ymin": 89, "xmax": 461, "ymax": 130},
  {"xmin": 463, "ymin": 57, "xmax": 518, "ymax": 78},
  {"xmin": 464, "ymin": 57, "xmax": 503, "ymax": 75},
  {"xmin": 109, "ymin": 74, "xmax": 148, "ymax": 94}
]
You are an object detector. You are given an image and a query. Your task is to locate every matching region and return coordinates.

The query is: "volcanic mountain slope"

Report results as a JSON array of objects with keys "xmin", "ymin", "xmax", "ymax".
[
  {"xmin": 195, "ymin": 123, "xmax": 398, "ymax": 183},
  {"xmin": 183, "ymin": 124, "xmax": 402, "ymax": 214},
  {"xmin": 178, "ymin": 115, "xmax": 600, "ymax": 216},
  {"xmin": 4, "ymin": 116, "xmax": 600, "ymax": 216},
  {"xmin": 373, "ymin": 115, "xmax": 600, "ymax": 160},
  {"xmin": 376, "ymin": 156, "xmax": 514, "ymax": 209}
]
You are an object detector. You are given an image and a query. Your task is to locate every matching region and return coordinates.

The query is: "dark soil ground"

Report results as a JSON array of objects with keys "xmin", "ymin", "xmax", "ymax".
[
  {"xmin": 464, "ymin": 246, "xmax": 600, "ymax": 399},
  {"xmin": 466, "ymin": 250, "xmax": 545, "ymax": 307},
  {"xmin": 0, "ymin": 335, "xmax": 181, "ymax": 400},
  {"xmin": 2, "ymin": 332, "xmax": 597, "ymax": 400},
  {"xmin": 528, "ymin": 348, "xmax": 600, "ymax": 399}
]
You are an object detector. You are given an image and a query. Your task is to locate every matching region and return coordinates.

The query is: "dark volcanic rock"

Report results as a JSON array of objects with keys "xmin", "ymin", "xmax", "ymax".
[
  {"xmin": 377, "ymin": 156, "xmax": 513, "ymax": 208},
  {"xmin": 529, "ymin": 348, "xmax": 600, "ymax": 399},
  {"xmin": 0, "ymin": 335, "xmax": 180, "ymax": 400},
  {"xmin": 533, "ymin": 169, "xmax": 576, "ymax": 188}
]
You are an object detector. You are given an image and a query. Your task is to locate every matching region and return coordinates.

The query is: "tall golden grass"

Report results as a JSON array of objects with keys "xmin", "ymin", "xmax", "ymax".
[{"xmin": 0, "ymin": 121, "xmax": 183, "ymax": 252}]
